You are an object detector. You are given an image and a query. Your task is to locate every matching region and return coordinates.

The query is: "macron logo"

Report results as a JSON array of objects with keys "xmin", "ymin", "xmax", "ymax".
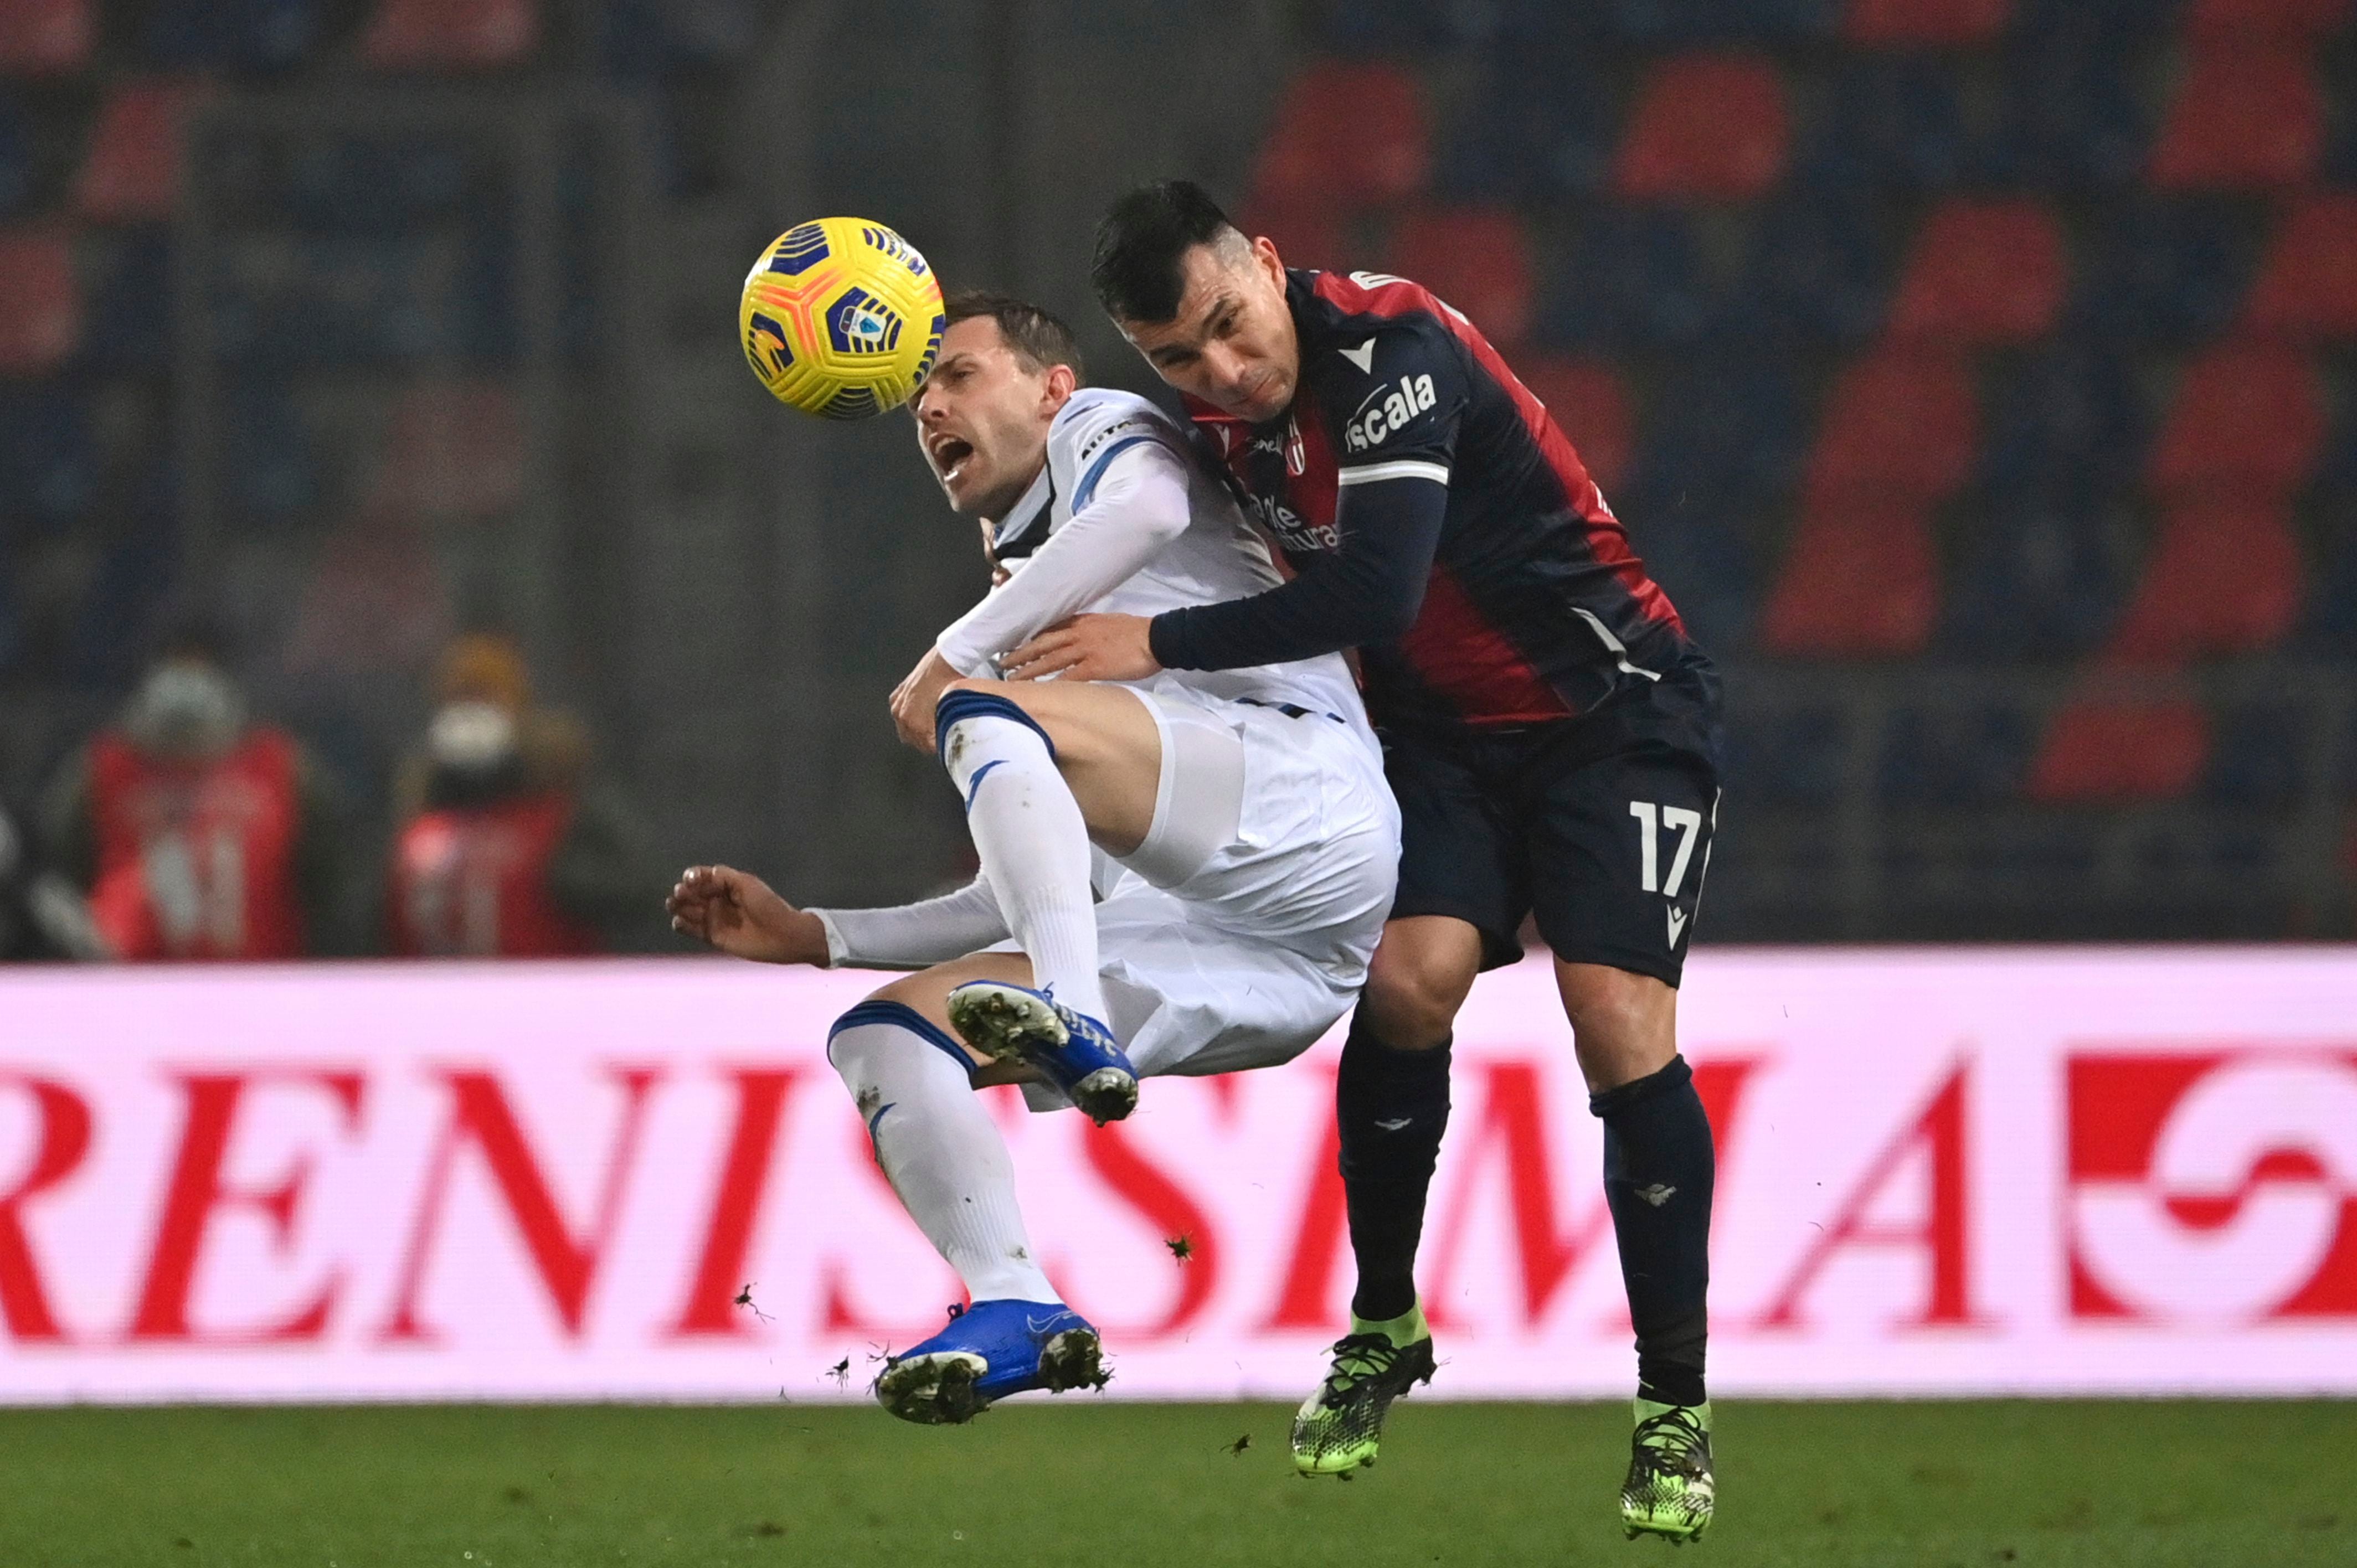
[
  {"xmin": 1339, "ymin": 337, "xmax": 1377, "ymax": 374},
  {"xmin": 1666, "ymin": 906, "xmax": 1689, "ymax": 947}
]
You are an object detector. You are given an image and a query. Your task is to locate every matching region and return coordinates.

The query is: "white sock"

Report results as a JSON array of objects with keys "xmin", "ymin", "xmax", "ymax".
[
  {"xmin": 829, "ymin": 1005, "xmax": 1058, "ymax": 1304},
  {"xmin": 938, "ymin": 703, "xmax": 1108, "ymax": 1023}
]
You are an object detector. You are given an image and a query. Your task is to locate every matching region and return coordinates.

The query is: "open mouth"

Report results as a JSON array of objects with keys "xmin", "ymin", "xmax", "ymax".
[{"xmin": 929, "ymin": 433, "xmax": 975, "ymax": 483}]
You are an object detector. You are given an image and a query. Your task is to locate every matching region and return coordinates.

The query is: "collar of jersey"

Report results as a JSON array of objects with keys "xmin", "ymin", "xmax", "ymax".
[{"xmin": 991, "ymin": 460, "xmax": 1056, "ymax": 561}]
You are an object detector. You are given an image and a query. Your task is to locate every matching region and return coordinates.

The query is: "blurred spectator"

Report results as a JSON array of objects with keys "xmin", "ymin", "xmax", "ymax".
[
  {"xmin": 37, "ymin": 631, "xmax": 361, "ymax": 960},
  {"xmin": 384, "ymin": 633, "xmax": 656, "ymax": 956}
]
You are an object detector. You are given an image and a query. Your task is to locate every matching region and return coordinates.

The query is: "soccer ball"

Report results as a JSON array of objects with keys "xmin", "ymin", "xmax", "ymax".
[{"xmin": 738, "ymin": 217, "xmax": 945, "ymax": 420}]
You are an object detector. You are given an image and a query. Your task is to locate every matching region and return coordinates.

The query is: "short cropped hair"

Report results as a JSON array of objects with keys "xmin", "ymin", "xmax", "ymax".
[
  {"xmin": 1090, "ymin": 179, "xmax": 1245, "ymax": 324},
  {"xmin": 942, "ymin": 289, "xmax": 1084, "ymax": 380}
]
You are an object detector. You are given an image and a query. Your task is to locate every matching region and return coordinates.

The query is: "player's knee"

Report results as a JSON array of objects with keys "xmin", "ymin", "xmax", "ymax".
[
  {"xmin": 1362, "ymin": 943, "xmax": 1476, "ymax": 1049},
  {"xmin": 1557, "ymin": 966, "xmax": 1676, "ymax": 1088}
]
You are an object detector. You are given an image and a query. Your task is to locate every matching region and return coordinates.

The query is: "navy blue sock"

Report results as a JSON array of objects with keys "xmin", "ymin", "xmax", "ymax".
[
  {"xmin": 1592, "ymin": 1054, "xmax": 1713, "ymax": 1407},
  {"xmin": 1336, "ymin": 1013, "xmax": 1452, "ymax": 1324}
]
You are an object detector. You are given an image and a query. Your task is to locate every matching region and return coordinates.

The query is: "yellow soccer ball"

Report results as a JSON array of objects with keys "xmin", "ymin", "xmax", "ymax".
[{"xmin": 738, "ymin": 217, "xmax": 945, "ymax": 419}]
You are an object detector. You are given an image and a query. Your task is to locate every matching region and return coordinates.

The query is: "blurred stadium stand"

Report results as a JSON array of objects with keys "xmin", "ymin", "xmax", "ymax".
[{"xmin": 0, "ymin": 0, "xmax": 2349, "ymax": 948}]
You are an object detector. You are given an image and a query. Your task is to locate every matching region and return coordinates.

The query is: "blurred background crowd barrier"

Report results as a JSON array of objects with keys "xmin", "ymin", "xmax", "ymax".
[{"xmin": 1, "ymin": 0, "xmax": 2353, "ymax": 956}]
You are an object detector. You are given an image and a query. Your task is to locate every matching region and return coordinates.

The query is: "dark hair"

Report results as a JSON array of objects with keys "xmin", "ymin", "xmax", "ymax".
[
  {"xmin": 942, "ymin": 289, "xmax": 1084, "ymax": 380},
  {"xmin": 1091, "ymin": 179, "xmax": 1244, "ymax": 323}
]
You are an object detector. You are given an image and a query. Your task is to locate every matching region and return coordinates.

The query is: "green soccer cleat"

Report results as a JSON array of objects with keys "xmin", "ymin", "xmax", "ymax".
[
  {"xmin": 1289, "ymin": 1303, "xmax": 1437, "ymax": 1477},
  {"xmin": 1620, "ymin": 1399, "xmax": 1714, "ymax": 1544}
]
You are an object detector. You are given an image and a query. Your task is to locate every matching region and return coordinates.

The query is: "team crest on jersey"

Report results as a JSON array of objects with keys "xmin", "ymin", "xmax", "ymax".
[{"xmin": 1344, "ymin": 374, "xmax": 1438, "ymax": 453}]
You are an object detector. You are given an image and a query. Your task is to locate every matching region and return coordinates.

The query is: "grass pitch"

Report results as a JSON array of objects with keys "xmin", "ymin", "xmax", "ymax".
[{"xmin": 1, "ymin": 1399, "xmax": 2349, "ymax": 1567}]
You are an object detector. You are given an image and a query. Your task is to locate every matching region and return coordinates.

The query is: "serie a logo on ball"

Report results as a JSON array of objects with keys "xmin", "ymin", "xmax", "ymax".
[{"xmin": 739, "ymin": 217, "xmax": 946, "ymax": 420}]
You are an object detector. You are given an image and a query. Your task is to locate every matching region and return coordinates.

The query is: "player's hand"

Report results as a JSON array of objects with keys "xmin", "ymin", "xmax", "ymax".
[
  {"xmin": 1004, "ymin": 613, "xmax": 1162, "ymax": 683},
  {"xmin": 666, "ymin": 864, "xmax": 828, "ymax": 965},
  {"xmin": 889, "ymin": 648, "xmax": 962, "ymax": 751}
]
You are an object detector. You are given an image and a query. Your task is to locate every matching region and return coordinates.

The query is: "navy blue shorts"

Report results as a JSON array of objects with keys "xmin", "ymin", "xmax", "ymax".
[{"xmin": 1382, "ymin": 668, "xmax": 1723, "ymax": 986}]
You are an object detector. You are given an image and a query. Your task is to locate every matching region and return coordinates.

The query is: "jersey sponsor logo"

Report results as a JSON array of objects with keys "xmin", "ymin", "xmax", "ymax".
[
  {"xmin": 1247, "ymin": 492, "xmax": 1339, "ymax": 553},
  {"xmin": 1343, "ymin": 373, "xmax": 1438, "ymax": 453},
  {"xmin": 1078, "ymin": 415, "xmax": 1155, "ymax": 464}
]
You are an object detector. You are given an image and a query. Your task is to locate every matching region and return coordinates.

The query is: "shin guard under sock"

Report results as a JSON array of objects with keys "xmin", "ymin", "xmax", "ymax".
[
  {"xmin": 1592, "ymin": 1054, "xmax": 1714, "ymax": 1407},
  {"xmin": 1335, "ymin": 1013, "xmax": 1452, "ymax": 1324}
]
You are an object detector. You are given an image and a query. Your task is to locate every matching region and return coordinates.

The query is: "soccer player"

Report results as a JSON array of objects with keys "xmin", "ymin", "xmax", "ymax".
[
  {"xmin": 668, "ymin": 292, "xmax": 1399, "ymax": 1425},
  {"xmin": 1010, "ymin": 182, "xmax": 1723, "ymax": 1540}
]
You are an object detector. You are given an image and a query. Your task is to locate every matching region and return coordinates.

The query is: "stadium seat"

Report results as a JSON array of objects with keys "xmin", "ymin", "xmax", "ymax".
[
  {"xmin": 2202, "ymin": 701, "xmax": 2310, "ymax": 808},
  {"xmin": 0, "ymin": 91, "xmax": 27, "ymax": 218},
  {"xmin": 364, "ymin": 378, "xmax": 525, "ymax": 519},
  {"xmin": 1885, "ymin": 199, "xmax": 2067, "ymax": 346},
  {"xmin": 1233, "ymin": 193, "xmax": 1347, "ymax": 274},
  {"xmin": 2303, "ymin": 523, "xmax": 2357, "ymax": 654},
  {"xmin": 75, "ymin": 225, "xmax": 171, "ymax": 368},
  {"xmin": 1980, "ymin": 342, "xmax": 2148, "ymax": 493},
  {"xmin": 0, "ymin": 384, "xmax": 90, "ymax": 528},
  {"xmin": 282, "ymin": 519, "xmax": 451, "ymax": 675},
  {"xmin": 1433, "ymin": 36, "xmax": 1618, "ymax": 201},
  {"xmin": 1607, "ymin": 0, "xmax": 1840, "ymax": 43},
  {"xmin": 361, "ymin": 0, "xmax": 538, "ymax": 70},
  {"xmin": 0, "ymin": 0, "xmax": 91, "ymax": 75},
  {"xmin": 1879, "ymin": 703, "xmax": 2035, "ymax": 804},
  {"xmin": 2243, "ymin": 194, "xmax": 2357, "ymax": 339},
  {"xmin": 1986, "ymin": 24, "xmax": 2150, "ymax": 188},
  {"xmin": 1721, "ymin": 702, "xmax": 1850, "ymax": 806},
  {"xmin": 1843, "ymin": 0, "xmax": 2009, "ymax": 45},
  {"xmin": 0, "ymin": 226, "xmax": 75, "ymax": 374},
  {"xmin": 1631, "ymin": 352, "xmax": 1804, "ymax": 497},
  {"xmin": 1741, "ymin": 190, "xmax": 1892, "ymax": 344},
  {"xmin": 75, "ymin": 79, "xmax": 204, "ymax": 222},
  {"xmin": 2109, "ymin": 494, "xmax": 2305, "ymax": 662},
  {"xmin": 1540, "ymin": 207, "xmax": 1715, "ymax": 347},
  {"xmin": 2183, "ymin": 0, "xmax": 2351, "ymax": 38},
  {"xmin": 2148, "ymin": 45, "xmax": 2324, "ymax": 190},
  {"xmin": 1250, "ymin": 61, "xmax": 1428, "ymax": 210},
  {"xmin": 1512, "ymin": 356, "xmax": 1633, "ymax": 492},
  {"xmin": 2026, "ymin": 689, "xmax": 2211, "ymax": 802},
  {"xmin": 2145, "ymin": 341, "xmax": 2325, "ymax": 498},
  {"xmin": 1804, "ymin": 352, "xmax": 1979, "ymax": 506},
  {"xmin": 141, "ymin": 0, "xmax": 320, "ymax": 71},
  {"xmin": 1612, "ymin": 54, "xmax": 1791, "ymax": 201},
  {"xmin": 1798, "ymin": 56, "xmax": 1968, "ymax": 192},
  {"xmin": 1757, "ymin": 497, "xmax": 1939, "ymax": 657},
  {"xmin": 1941, "ymin": 486, "xmax": 2128, "ymax": 659},
  {"xmin": 279, "ymin": 134, "xmax": 479, "ymax": 234},
  {"xmin": 2072, "ymin": 199, "xmax": 2257, "ymax": 344},
  {"xmin": 1387, "ymin": 207, "xmax": 1533, "ymax": 344},
  {"xmin": 598, "ymin": 0, "xmax": 760, "ymax": 76},
  {"xmin": 1622, "ymin": 504, "xmax": 1759, "ymax": 652},
  {"xmin": 225, "ymin": 382, "xmax": 316, "ymax": 522}
]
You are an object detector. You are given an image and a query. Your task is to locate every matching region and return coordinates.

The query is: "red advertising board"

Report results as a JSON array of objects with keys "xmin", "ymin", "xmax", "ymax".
[{"xmin": 0, "ymin": 950, "xmax": 2349, "ymax": 1401}]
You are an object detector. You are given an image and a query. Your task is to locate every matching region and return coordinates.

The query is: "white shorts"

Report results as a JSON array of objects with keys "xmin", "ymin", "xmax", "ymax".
[{"xmin": 998, "ymin": 687, "xmax": 1400, "ymax": 1106}]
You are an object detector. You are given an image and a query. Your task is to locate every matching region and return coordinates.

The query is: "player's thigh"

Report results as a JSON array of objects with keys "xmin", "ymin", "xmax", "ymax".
[
  {"xmin": 866, "ymin": 952, "xmax": 1039, "ymax": 1086},
  {"xmin": 943, "ymin": 678, "xmax": 1161, "ymax": 853},
  {"xmin": 1383, "ymin": 729, "xmax": 1529, "ymax": 973},
  {"xmin": 1094, "ymin": 900, "xmax": 1357, "ymax": 1079},
  {"xmin": 1524, "ymin": 735, "xmax": 1720, "ymax": 993}
]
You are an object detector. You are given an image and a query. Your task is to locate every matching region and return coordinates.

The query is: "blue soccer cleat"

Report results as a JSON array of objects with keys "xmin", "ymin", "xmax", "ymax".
[
  {"xmin": 872, "ymin": 1299, "xmax": 1108, "ymax": 1425},
  {"xmin": 946, "ymin": 979, "xmax": 1138, "ymax": 1123}
]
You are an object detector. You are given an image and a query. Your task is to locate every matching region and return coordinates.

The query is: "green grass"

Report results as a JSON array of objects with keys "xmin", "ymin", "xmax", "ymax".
[{"xmin": 1, "ymin": 1400, "xmax": 2350, "ymax": 1567}]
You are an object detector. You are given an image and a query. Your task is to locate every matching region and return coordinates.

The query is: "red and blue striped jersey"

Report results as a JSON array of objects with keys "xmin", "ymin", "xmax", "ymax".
[{"xmin": 1179, "ymin": 269, "xmax": 1708, "ymax": 734}]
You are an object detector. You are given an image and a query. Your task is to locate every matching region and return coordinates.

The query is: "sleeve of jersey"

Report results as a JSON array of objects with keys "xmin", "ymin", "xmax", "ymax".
[
  {"xmin": 809, "ymin": 874, "xmax": 1010, "ymax": 969},
  {"xmin": 933, "ymin": 434, "xmax": 1192, "ymax": 677},
  {"xmin": 1147, "ymin": 336, "xmax": 1461, "ymax": 672}
]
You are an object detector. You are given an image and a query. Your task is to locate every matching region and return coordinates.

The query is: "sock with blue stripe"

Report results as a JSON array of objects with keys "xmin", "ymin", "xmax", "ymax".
[
  {"xmin": 935, "ymin": 692, "xmax": 1108, "ymax": 1024},
  {"xmin": 829, "ymin": 1001, "xmax": 1058, "ymax": 1304}
]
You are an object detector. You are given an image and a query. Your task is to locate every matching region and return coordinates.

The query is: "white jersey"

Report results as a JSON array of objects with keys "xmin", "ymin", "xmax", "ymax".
[{"xmin": 934, "ymin": 388, "xmax": 1372, "ymax": 751}]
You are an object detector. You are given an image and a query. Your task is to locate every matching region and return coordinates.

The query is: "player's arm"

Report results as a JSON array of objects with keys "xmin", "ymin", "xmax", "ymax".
[
  {"xmin": 889, "ymin": 436, "xmax": 1192, "ymax": 748},
  {"xmin": 1008, "ymin": 328, "xmax": 1465, "ymax": 678},
  {"xmin": 667, "ymin": 863, "xmax": 1012, "ymax": 969}
]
